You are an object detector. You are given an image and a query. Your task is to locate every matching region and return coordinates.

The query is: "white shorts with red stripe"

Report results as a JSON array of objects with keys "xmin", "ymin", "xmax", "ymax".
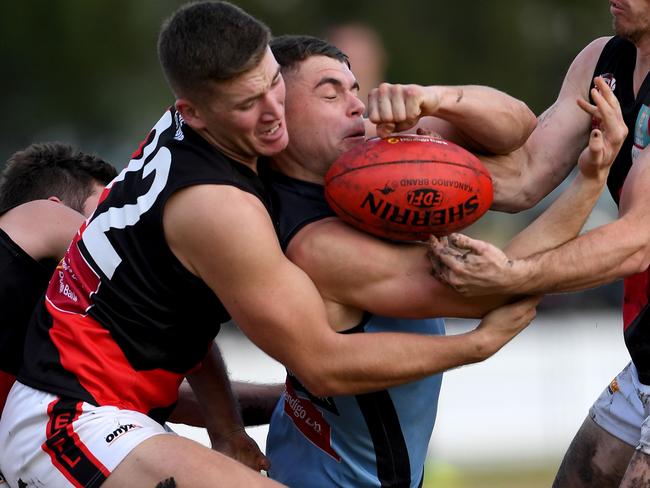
[{"xmin": 0, "ymin": 381, "xmax": 173, "ymax": 487}]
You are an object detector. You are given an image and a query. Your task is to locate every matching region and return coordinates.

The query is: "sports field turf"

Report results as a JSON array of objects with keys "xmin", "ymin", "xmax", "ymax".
[{"xmin": 423, "ymin": 462, "xmax": 557, "ymax": 488}]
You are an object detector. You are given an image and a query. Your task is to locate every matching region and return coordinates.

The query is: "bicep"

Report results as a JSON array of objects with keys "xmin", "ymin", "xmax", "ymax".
[
  {"xmin": 486, "ymin": 39, "xmax": 607, "ymax": 210},
  {"xmin": 288, "ymin": 219, "xmax": 497, "ymax": 319},
  {"xmin": 164, "ymin": 186, "xmax": 335, "ymax": 371}
]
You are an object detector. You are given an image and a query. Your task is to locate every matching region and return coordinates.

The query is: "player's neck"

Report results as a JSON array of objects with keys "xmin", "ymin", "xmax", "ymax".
[
  {"xmin": 635, "ymin": 34, "xmax": 650, "ymax": 76},
  {"xmin": 270, "ymin": 155, "xmax": 323, "ymax": 185},
  {"xmin": 196, "ymin": 128, "xmax": 259, "ymax": 173},
  {"xmin": 633, "ymin": 40, "xmax": 650, "ymax": 97}
]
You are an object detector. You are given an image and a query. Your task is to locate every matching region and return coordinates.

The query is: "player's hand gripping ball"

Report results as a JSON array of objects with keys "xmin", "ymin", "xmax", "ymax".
[{"xmin": 324, "ymin": 135, "xmax": 493, "ymax": 241}]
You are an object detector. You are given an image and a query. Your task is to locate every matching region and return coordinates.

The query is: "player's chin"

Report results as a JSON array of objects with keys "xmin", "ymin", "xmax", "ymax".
[
  {"xmin": 341, "ymin": 135, "xmax": 366, "ymax": 151},
  {"xmin": 256, "ymin": 127, "xmax": 289, "ymax": 156}
]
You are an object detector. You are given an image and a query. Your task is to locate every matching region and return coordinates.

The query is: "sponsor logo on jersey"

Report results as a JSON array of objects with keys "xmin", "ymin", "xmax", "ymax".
[
  {"xmin": 284, "ymin": 381, "xmax": 341, "ymax": 461},
  {"xmin": 592, "ymin": 73, "xmax": 618, "ymax": 130},
  {"xmin": 597, "ymin": 73, "xmax": 617, "ymax": 92},
  {"xmin": 105, "ymin": 423, "xmax": 142, "ymax": 445},
  {"xmin": 632, "ymin": 104, "xmax": 650, "ymax": 162},
  {"xmin": 174, "ymin": 110, "xmax": 185, "ymax": 141}
]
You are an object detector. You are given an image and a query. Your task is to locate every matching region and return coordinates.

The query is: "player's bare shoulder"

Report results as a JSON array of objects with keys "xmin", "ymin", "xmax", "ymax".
[
  {"xmin": 0, "ymin": 200, "xmax": 84, "ymax": 261},
  {"xmin": 568, "ymin": 37, "xmax": 613, "ymax": 84},
  {"xmin": 163, "ymin": 183, "xmax": 278, "ymax": 274}
]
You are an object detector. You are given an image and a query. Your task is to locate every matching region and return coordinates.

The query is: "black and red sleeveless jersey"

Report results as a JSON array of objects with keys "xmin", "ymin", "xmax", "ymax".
[
  {"xmin": 592, "ymin": 36, "xmax": 650, "ymax": 383},
  {"xmin": 0, "ymin": 226, "xmax": 56, "ymax": 411},
  {"xmin": 18, "ymin": 108, "xmax": 273, "ymax": 422}
]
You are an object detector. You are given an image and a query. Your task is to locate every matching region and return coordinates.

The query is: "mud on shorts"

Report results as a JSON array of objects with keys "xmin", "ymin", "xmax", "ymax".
[
  {"xmin": 590, "ymin": 361, "xmax": 650, "ymax": 455},
  {"xmin": 0, "ymin": 381, "xmax": 175, "ymax": 487}
]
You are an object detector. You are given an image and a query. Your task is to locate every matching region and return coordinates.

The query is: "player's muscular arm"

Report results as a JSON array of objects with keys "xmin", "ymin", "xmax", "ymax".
[
  {"xmin": 501, "ymin": 75, "xmax": 625, "ymax": 257},
  {"xmin": 173, "ymin": 377, "xmax": 283, "ymax": 428},
  {"xmin": 164, "ymin": 185, "xmax": 534, "ymax": 396},
  {"xmin": 366, "ymin": 83, "xmax": 536, "ymax": 155},
  {"xmin": 0, "ymin": 200, "xmax": 84, "ymax": 261},
  {"xmin": 286, "ymin": 217, "xmax": 499, "ymax": 320},
  {"xmin": 431, "ymin": 78, "xmax": 627, "ymax": 296},
  {"xmin": 182, "ymin": 344, "xmax": 270, "ymax": 471},
  {"xmin": 230, "ymin": 381, "xmax": 284, "ymax": 427},
  {"xmin": 292, "ymin": 83, "xmax": 622, "ymax": 321},
  {"xmin": 483, "ymin": 37, "xmax": 611, "ymax": 212},
  {"xmin": 507, "ymin": 149, "xmax": 650, "ymax": 294}
]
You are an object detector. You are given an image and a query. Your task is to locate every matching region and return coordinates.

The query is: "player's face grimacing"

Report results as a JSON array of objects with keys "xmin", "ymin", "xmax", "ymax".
[
  {"xmin": 192, "ymin": 47, "xmax": 289, "ymax": 166},
  {"xmin": 282, "ymin": 55, "xmax": 366, "ymax": 177}
]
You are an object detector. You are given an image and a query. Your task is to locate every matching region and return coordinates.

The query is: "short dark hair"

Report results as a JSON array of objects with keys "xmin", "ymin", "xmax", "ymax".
[
  {"xmin": 158, "ymin": 1, "xmax": 271, "ymax": 98},
  {"xmin": 270, "ymin": 35, "xmax": 350, "ymax": 74},
  {"xmin": 0, "ymin": 142, "xmax": 117, "ymax": 213}
]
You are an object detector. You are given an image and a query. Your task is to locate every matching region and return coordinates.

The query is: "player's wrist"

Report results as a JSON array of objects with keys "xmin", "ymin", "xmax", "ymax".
[
  {"xmin": 208, "ymin": 425, "xmax": 247, "ymax": 446},
  {"xmin": 508, "ymin": 258, "xmax": 539, "ymax": 294},
  {"xmin": 465, "ymin": 328, "xmax": 500, "ymax": 362},
  {"xmin": 575, "ymin": 166, "xmax": 609, "ymax": 189},
  {"xmin": 420, "ymin": 85, "xmax": 446, "ymax": 116}
]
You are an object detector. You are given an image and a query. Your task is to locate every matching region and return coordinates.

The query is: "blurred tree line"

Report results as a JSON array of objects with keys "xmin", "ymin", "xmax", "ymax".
[{"xmin": 1, "ymin": 0, "xmax": 611, "ymax": 167}]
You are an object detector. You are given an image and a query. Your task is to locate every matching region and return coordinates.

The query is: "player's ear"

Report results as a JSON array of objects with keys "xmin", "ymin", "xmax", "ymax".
[
  {"xmin": 47, "ymin": 196, "xmax": 62, "ymax": 204},
  {"xmin": 176, "ymin": 98, "xmax": 206, "ymax": 131}
]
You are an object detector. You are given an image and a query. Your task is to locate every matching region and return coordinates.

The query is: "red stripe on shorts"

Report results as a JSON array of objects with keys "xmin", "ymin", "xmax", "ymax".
[{"xmin": 42, "ymin": 398, "xmax": 110, "ymax": 488}]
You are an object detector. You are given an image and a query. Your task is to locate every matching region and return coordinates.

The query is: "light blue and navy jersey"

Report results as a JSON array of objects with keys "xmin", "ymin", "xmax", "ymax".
[{"xmin": 265, "ymin": 169, "xmax": 445, "ymax": 488}]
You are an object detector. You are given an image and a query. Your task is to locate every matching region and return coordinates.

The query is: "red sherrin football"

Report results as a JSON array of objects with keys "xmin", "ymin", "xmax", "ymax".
[{"xmin": 324, "ymin": 134, "xmax": 493, "ymax": 240}]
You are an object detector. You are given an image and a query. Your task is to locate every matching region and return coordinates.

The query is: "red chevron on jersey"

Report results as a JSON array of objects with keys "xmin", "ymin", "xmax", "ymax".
[
  {"xmin": 624, "ymin": 271, "xmax": 650, "ymax": 330},
  {"xmin": 46, "ymin": 300, "xmax": 183, "ymax": 412},
  {"xmin": 48, "ymin": 230, "xmax": 99, "ymax": 316}
]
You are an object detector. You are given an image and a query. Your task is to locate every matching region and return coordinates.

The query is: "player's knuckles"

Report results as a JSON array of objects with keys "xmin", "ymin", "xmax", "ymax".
[
  {"xmin": 402, "ymin": 85, "xmax": 422, "ymax": 99},
  {"xmin": 367, "ymin": 106, "xmax": 380, "ymax": 123},
  {"xmin": 392, "ymin": 110, "xmax": 408, "ymax": 123},
  {"xmin": 377, "ymin": 82, "xmax": 392, "ymax": 97}
]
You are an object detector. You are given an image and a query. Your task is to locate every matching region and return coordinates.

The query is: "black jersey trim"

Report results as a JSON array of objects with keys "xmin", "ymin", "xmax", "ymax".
[
  {"xmin": 0, "ymin": 228, "xmax": 48, "ymax": 272},
  {"xmin": 266, "ymin": 170, "xmax": 335, "ymax": 250},
  {"xmin": 356, "ymin": 391, "xmax": 411, "ymax": 487},
  {"xmin": 624, "ymin": 303, "xmax": 650, "ymax": 384}
]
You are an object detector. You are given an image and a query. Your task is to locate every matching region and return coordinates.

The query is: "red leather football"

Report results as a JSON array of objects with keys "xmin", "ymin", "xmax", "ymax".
[{"xmin": 324, "ymin": 134, "xmax": 493, "ymax": 240}]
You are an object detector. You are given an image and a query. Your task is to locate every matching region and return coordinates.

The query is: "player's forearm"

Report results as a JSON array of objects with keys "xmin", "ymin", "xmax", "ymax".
[
  {"xmin": 295, "ymin": 329, "xmax": 505, "ymax": 397},
  {"xmin": 170, "ymin": 380, "xmax": 283, "ymax": 428},
  {"xmin": 482, "ymin": 145, "xmax": 579, "ymax": 213},
  {"xmin": 510, "ymin": 218, "xmax": 648, "ymax": 294},
  {"xmin": 169, "ymin": 381, "xmax": 204, "ymax": 427},
  {"xmin": 185, "ymin": 345, "xmax": 245, "ymax": 445},
  {"xmin": 232, "ymin": 381, "xmax": 284, "ymax": 426},
  {"xmin": 504, "ymin": 170, "xmax": 607, "ymax": 259},
  {"xmin": 432, "ymin": 85, "xmax": 536, "ymax": 155}
]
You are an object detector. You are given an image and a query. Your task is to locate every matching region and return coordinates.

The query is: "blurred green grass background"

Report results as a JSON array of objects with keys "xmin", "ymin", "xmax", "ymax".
[{"xmin": 424, "ymin": 462, "xmax": 557, "ymax": 488}]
